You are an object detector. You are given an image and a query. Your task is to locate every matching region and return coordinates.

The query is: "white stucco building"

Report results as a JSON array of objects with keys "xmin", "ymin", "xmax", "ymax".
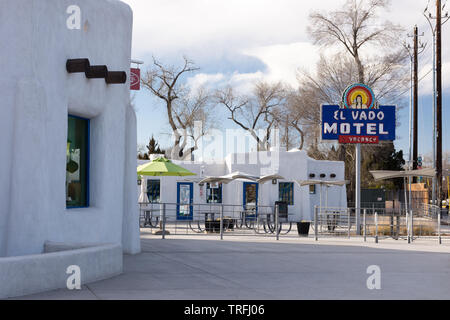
[
  {"xmin": 138, "ymin": 150, "xmax": 347, "ymax": 222},
  {"xmin": 0, "ymin": 0, "xmax": 139, "ymax": 298}
]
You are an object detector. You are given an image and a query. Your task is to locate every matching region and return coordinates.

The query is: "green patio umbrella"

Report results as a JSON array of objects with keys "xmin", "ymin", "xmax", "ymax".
[{"xmin": 137, "ymin": 157, "xmax": 196, "ymax": 177}]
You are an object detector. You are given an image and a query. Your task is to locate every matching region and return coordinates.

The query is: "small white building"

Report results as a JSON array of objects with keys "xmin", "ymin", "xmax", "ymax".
[{"xmin": 138, "ymin": 150, "xmax": 347, "ymax": 222}]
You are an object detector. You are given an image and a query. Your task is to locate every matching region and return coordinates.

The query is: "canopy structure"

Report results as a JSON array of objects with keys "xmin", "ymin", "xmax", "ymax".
[
  {"xmin": 257, "ymin": 174, "xmax": 285, "ymax": 185},
  {"xmin": 223, "ymin": 172, "xmax": 259, "ymax": 181},
  {"xmin": 180, "ymin": 177, "xmax": 208, "ymax": 183},
  {"xmin": 198, "ymin": 176, "xmax": 234, "ymax": 185},
  {"xmin": 370, "ymin": 168, "xmax": 436, "ymax": 181},
  {"xmin": 137, "ymin": 158, "xmax": 196, "ymax": 177},
  {"xmin": 198, "ymin": 172, "xmax": 260, "ymax": 185},
  {"xmin": 198, "ymin": 173, "xmax": 284, "ymax": 185},
  {"xmin": 295, "ymin": 180, "xmax": 349, "ymax": 187}
]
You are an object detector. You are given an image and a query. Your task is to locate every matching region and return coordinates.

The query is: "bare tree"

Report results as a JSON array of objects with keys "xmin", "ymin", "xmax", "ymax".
[
  {"xmin": 277, "ymin": 108, "xmax": 299, "ymax": 151},
  {"xmin": 308, "ymin": 0, "xmax": 405, "ymax": 85},
  {"xmin": 285, "ymin": 86, "xmax": 324, "ymax": 151},
  {"xmin": 142, "ymin": 57, "xmax": 213, "ymax": 160},
  {"xmin": 216, "ymin": 81, "xmax": 287, "ymax": 151},
  {"xmin": 168, "ymin": 87, "xmax": 215, "ymax": 160}
]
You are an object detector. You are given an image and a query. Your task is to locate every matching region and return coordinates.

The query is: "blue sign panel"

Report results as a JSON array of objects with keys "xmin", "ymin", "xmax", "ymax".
[{"xmin": 321, "ymin": 105, "xmax": 396, "ymax": 141}]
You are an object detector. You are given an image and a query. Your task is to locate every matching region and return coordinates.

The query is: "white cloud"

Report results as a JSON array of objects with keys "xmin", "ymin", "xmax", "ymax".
[
  {"xmin": 186, "ymin": 73, "xmax": 225, "ymax": 92},
  {"xmin": 186, "ymin": 71, "xmax": 264, "ymax": 95},
  {"xmin": 122, "ymin": 0, "xmax": 344, "ymax": 57},
  {"xmin": 122, "ymin": 0, "xmax": 450, "ymax": 93},
  {"xmin": 243, "ymin": 42, "xmax": 319, "ymax": 87}
]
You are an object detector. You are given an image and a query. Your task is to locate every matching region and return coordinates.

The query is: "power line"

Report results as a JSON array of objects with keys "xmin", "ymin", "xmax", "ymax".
[{"xmin": 390, "ymin": 67, "xmax": 433, "ymax": 101}]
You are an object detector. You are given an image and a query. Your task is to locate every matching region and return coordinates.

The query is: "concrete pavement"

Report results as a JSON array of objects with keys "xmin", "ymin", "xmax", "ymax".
[{"xmin": 14, "ymin": 235, "xmax": 450, "ymax": 300}]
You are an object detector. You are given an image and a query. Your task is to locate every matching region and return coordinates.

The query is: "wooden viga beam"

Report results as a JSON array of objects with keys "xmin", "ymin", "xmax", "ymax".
[{"xmin": 66, "ymin": 58, "xmax": 127, "ymax": 84}]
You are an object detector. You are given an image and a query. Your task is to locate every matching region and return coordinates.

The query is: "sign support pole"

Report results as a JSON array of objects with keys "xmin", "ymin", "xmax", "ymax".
[{"xmin": 356, "ymin": 143, "xmax": 361, "ymax": 235}]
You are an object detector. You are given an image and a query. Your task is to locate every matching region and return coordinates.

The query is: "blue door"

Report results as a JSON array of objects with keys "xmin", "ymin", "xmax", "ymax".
[
  {"xmin": 243, "ymin": 182, "xmax": 258, "ymax": 216},
  {"xmin": 177, "ymin": 182, "xmax": 193, "ymax": 221}
]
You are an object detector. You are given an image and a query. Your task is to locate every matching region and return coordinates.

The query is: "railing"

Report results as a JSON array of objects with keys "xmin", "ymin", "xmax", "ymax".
[
  {"xmin": 139, "ymin": 202, "xmax": 449, "ymax": 244},
  {"xmin": 139, "ymin": 202, "xmax": 300, "ymax": 240},
  {"xmin": 313, "ymin": 204, "xmax": 448, "ymax": 244}
]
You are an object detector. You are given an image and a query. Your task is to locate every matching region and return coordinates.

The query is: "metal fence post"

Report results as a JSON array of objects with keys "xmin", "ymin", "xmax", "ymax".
[
  {"xmin": 363, "ymin": 209, "xmax": 367, "ymax": 242},
  {"xmin": 396, "ymin": 210, "xmax": 400, "ymax": 240},
  {"xmin": 275, "ymin": 204, "xmax": 280, "ymax": 241},
  {"xmin": 411, "ymin": 209, "xmax": 414, "ymax": 242},
  {"xmin": 314, "ymin": 206, "xmax": 318, "ymax": 241},
  {"xmin": 347, "ymin": 208, "xmax": 351, "ymax": 239},
  {"xmin": 375, "ymin": 210, "xmax": 378, "ymax": 244},
  {"xmin": 407, "ymin": 210, "xmax": 411, "ymax": 244},
  {"xmin": 162, "ymin": 203, "xmax": 166, "ymax": 240},
  {"xmin": 220, "ymin": 204, "xmax": 224, "ymax": 240},
  {"xmin": 390, "ymin": 209, "xmax": 394, "ymax": 238},
  {"xmin": 438, "ymin": 209, "xmax": 442, "ymax": 245}
]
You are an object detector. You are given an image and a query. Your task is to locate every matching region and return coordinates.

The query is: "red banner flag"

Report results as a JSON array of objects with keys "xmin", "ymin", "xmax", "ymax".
[{"xmin": 130, "ymin": 68, "xmax": 140, "ymax": 90}]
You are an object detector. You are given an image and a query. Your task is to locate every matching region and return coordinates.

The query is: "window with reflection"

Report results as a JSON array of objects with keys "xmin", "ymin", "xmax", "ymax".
[
  {"xmin": 147, "ymin": 179, "xmax": 161, "ymax": 203},
  {"xmin": 66, "ymin": 115, "xmax": 89, "ymax": 208},
  {"xmin": 279, "ymin": 182, "xmax": 294, "ymax": 205},
  {"xmin": 206, "ymin": 183, "xmax": 222, "ymax": 203}
]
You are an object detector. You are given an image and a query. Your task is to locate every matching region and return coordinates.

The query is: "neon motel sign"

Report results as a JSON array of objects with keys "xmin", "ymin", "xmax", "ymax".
[{"xmin": 321, "ymin": 84, "xmax": 396, "ymax": 144}]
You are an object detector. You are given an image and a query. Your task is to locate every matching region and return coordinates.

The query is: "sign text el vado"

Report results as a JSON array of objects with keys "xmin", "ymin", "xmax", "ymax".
[{"xmin": 321, "ymin": 84, "xmax": 396, "ymax": 144}]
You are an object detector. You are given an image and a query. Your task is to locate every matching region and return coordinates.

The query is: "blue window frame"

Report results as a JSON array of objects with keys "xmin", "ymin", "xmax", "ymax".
[
  {"xmin": 66, "ymin": 115, "xmax": 90, "ymax": 208},
  {"xmin": 279, "ymin": 182, "xmax": 294, "ymax": 205},
  {"xmin": 206, "ymin": 183, "xmax": 222, "ymax": 203},
  {"xmin": 147, "ymin": 179, "xmax": 160, "ymax": 203},
  {"xmin": 243, "ymin": 182, "xmax": 258, "ymax": 214},
  {"xmin": 177, "ymin": 182, "xmax": 193, "ymax": 221}
]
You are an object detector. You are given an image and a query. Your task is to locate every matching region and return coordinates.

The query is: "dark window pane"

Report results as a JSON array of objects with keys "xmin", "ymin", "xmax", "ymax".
[
  {"xmin": 147, "ymin": 180, "xmax": 161, "ymax": 203},
  {"xmin": 309, "ymin": 184, "xmax": 316, "ymax": 194},
  {"xmin": 207, "ymin": 183, "xmax": 222, "ymax": 203},
  {"xmin": 66, "ymin": 116, "xmax": 89, "ymax": 208},
  {"xmin": 279, "ymin": 182, "xmax": 294, "ymax": 205},
  {"xmin": 245, "ymin": 183, "xmax": 257, "ymax": 206}
]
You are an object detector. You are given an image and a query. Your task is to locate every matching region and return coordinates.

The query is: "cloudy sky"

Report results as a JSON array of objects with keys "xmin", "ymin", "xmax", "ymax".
[{"xmin": 122, "ymin": 0, "xmax": 450, "ymax": 161}]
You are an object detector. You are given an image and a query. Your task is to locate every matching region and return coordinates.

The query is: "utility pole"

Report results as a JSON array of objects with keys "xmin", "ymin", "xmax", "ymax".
[
  {"xmin": 436, "ymin": 0, "xmax": 443, "ymax": 208},
  {"xmin": 424, "ymin": 0, "xmax": 449, "ymax": 206},
  {"xmin": 403, "ymin": 28, "xmax": 425, "ymax": 197},
  {"xmin": 413, "ymin": 26, "xmax": 419, "ymax": 177}
]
